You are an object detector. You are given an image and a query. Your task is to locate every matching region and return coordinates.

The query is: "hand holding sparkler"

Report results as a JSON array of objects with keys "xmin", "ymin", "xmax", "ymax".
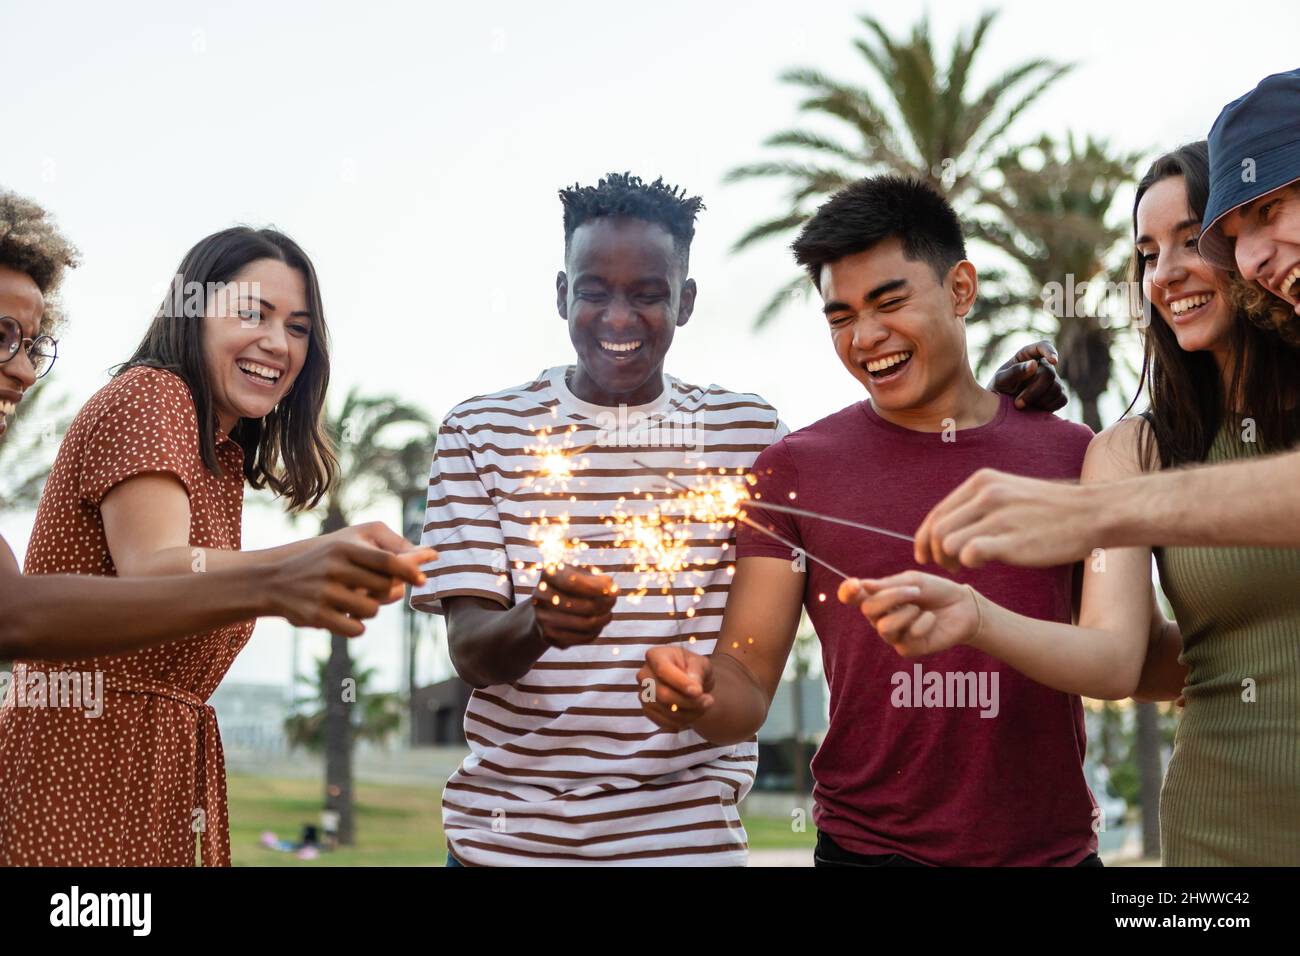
[
  {"xmin": 637, "ymin": 645, "xmax": 715, "ymax": 731},
  {"xmin": 838, "ymin": 572, "xmax": 980, "ymax": 656},
  {"xmin": 531, "ymin": 564, "xmax": 619, "ymax": 649}
]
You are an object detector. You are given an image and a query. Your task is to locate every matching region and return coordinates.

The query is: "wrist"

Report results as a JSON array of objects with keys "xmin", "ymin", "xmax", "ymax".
[
  {"xmin": 518, "ymin": 602, "xmax": 555, "ymax": 654},
  {"xmin": 962, "ymin": 585, "xmax": 986, "ymax": 647},
  {"xmin": 250, "ymin": 565, "xmax": 283, "ymax": 618}
]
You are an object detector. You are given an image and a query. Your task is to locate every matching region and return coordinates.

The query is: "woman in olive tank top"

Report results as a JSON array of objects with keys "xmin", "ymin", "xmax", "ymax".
[{"xmin": 1132, "ymin": 145, "xmax": 1300, "ymax": 865}]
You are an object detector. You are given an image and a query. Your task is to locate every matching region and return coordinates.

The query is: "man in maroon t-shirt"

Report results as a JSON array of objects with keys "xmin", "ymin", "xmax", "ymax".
[{"xmin": 636, "ymin": 175, "xmax": 1100, "ymax": 866}]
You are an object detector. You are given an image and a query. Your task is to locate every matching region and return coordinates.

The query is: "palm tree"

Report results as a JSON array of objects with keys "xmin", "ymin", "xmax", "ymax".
[
  {"xmin": 315, "ymin": 388, "xmax": 437, "ymax": 845},
  {"xmin": 970, "ymin": 133, "xmax": 1144, "ymax": 429},
  {"xmin": 284, "ymin": 657, "xmax": 402, "ymax": 752},
  {"xmin": 727, "ymin": 10, "xmax": 1073, "ymax": 326}
]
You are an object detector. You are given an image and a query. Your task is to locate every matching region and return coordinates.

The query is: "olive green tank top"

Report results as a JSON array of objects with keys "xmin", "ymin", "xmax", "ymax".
[{"xmin": 1154, "ymin": 424, "xmax": 1300, "ymax": 865}]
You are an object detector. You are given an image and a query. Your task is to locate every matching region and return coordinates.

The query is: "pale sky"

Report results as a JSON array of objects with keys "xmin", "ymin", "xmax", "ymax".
[{"xmin": 3, "ymin": 0, "xmax": 1297, "ymax": 691}]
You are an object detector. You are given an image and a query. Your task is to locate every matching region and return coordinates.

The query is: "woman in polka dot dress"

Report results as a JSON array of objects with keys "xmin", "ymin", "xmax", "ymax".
[{"xmin": 0, "ymin": 227, "xmax": 433, "ymax": 866}]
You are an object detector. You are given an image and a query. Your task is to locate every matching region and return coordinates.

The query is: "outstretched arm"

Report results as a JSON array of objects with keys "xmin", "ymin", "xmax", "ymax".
[
  {"xmin": 0, "ymin": 532, "xmax": 435, "ymax": 659},
  {"xmin": 915, "ymin": 447, "xmax": 1300, "ymax": 571}
]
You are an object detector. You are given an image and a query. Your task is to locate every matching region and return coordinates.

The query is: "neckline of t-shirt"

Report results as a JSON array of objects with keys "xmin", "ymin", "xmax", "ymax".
[
  {"xmin": 545, "ymin": 365, "xmax": 682, "ymax": 421},
  {"xmin": 859, "ymin": 391, "xmax": 1011, "ymax": 440}
]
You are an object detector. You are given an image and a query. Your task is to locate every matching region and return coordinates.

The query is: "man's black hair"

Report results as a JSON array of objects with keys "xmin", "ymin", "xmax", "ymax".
[
  {"xmin": 559, "ymin": 172, "xmax": 704, "ymax": 268},
  {"xmin": 792, "ymin": 175, "xmax": 967, "ymax": 288}
]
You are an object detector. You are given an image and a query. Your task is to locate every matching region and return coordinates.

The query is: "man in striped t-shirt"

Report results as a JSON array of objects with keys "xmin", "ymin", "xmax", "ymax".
[
  {"xmin": 412, "ymin": 173, "xmax": 783, "ymax": 866},
  {"xmin": 413, "ymin": 172, "xmax": 1067, "ymax": 866}
]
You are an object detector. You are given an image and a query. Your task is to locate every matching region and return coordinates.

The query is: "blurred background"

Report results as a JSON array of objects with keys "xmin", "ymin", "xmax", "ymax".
[{"xmin": 2, "ymin": 0, "xmax": 1295, "ymax": 864}]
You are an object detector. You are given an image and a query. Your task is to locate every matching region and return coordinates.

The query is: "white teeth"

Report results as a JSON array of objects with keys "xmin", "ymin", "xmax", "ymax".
[
  {"xmin": 236, "ymin": 360, "xmax": 281, "ymax": 381},
  {"xmin": 0, "ymin": 400, "xmax": 14, "ymax": 416},
  {"xmin": 1169, "ymin": 293, "xmax": 1212, "ymax": 316},
  {"xmin": 1281, "ymin": 265, "xmax": 1300, "ymax": 299},
  {"xmin": 600, "ymin": 340, "xmax": 642, "ymax": 353},
  {"xmin": 865, "ymin": 351, "xmax": 912, "ymax": 373}
]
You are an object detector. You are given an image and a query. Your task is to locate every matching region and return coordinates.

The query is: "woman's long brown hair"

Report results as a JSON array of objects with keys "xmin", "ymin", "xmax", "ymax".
[
  {"xmin": 119, "ymin": 227, "xmax": 337, "ymax": 511},
  {"xmin": 1128, "ymin": 142, "xmax": 1300, "ymax": 470}
]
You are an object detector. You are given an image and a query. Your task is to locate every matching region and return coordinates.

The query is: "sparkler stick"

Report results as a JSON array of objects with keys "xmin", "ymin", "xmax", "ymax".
[
  {"xmin": 740, "ymin": 499, "xmax": 914, "ymax": 544},
  {"xmin": 733, "ymin": 513, "xmax": 855, "ymax": 581},
  {"xmin": 635, "ymin": 459, "xmax": 914, "ymax": 545}
]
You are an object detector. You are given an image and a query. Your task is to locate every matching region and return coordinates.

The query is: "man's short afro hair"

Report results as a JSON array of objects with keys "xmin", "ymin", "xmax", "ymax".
[{"xmin": 559, "ymin": 172, "xmax": 704, "ymax": 266}]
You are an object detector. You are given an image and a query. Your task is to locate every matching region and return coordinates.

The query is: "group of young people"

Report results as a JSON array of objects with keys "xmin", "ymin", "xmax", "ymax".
[{"xmin": 0, "ymin": 68, "xmax": 1296, "ymax": 866}]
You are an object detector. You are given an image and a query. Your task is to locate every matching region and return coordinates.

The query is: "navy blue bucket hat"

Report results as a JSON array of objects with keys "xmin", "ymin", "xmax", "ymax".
[{"xmin": 1199, "ymin": 68, "xmax": 1300, "ymax": 271}]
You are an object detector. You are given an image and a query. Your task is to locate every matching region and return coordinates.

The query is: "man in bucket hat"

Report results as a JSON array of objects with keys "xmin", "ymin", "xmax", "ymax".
[
  {"xmin": 896, "ymin": 67, "xmax": 1300, "ymax": 573},
  {"xmin": 1198, "ymin": 68, "xmax": 1300, "ymax": 317}
]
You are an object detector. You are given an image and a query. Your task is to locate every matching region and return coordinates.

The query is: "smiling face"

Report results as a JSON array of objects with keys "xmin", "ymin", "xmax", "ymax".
[
  {"xmin": 1136, "ymin": 176, "xmax": 1235, "ymax": 361},
  {"xmin": 818, "ymin": 237, "xmax": 977, "ymax": 420},
  {"xmin": 556, "ymin": 216, "xmax": 696, "ymax": 407},
  {"xmin": 0, "ymin": 264, "xmax": 46, "ymax": 439},
  {"xmin": 201, "ymin": 258, "xmax": 312, "ymax": 434},
  {"xmin": 1220, "ymin": 181, "xmax": 1300, "ymax": 312}
]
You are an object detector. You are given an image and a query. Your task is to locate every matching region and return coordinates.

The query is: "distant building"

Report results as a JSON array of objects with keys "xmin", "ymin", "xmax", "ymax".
[
  {"xmin": 411, "ymin": 677, "xmax": 474, "ymax": 746},
  {"xmin": 755, "ymin": 675, "xmax": 826, "ymax": 793},
  {"xmin": 210, "ymin": 681, "xmax": 290, "ymax": 754}
]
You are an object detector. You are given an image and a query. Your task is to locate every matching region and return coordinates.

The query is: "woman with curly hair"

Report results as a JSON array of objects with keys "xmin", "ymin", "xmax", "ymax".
[
  {"xmin": 844, "ymin": 141, "xmax": 1300, "ymax": 865},
  {"xmin": 0, "ymin": 206, "xmax": 436, "ymax": 865}
]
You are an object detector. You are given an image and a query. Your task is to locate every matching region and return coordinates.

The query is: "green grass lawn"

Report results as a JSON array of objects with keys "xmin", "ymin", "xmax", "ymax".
[
  {"xmin": 227, "ymin": 774, "xmax": 816, "ymax": 866},
  {"xmin": 228, "ymin": 774, "xmax": 445, "ymax": 867}
]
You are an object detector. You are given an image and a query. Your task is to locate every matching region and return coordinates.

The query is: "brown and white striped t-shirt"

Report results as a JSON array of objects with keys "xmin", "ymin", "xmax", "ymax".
[{"xmin": 412, "ymin": 365, "xmax": 784, "ymax": 866}]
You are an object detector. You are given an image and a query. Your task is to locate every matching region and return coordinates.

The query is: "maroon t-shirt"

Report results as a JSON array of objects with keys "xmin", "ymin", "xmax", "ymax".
[{"xmin": 736, "ymin": 393, "xmax": 1097, "ymax": 866}]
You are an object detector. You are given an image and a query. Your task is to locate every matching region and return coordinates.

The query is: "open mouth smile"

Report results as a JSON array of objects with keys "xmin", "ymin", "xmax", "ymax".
[
  {"xmin": 863, "ymin": 350, "xmax": 913, "ymax": 381},
  {"xmin": 1166, "ymin": 292, "xmax": 1215, "ymax": 323},
  {"xmin": 1278, "ymin": 264, "xmax": 1300, "ymax": 302},
  {"xmin": 236, "ymin": 359, "xmax": 283, "ymax": 388},
  {"xmin": 598, "ymin": 339, "xmax": 644, "ymax": 360}
]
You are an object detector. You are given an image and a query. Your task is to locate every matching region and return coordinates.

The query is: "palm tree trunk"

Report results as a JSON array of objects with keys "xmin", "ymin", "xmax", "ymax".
[
  {"xmin": 1079, "ymin": 395, "xmax": 1102, "ymax": 433},
  {"xmin": 324, "ymin": 631, "xmax": 356, "ymax": 845},
  {"xmin": 321, "ymin": 504, "xmax": 355, "ymax": 846}
]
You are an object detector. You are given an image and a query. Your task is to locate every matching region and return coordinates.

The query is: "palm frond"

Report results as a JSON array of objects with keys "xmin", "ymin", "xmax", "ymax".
[
  {"xmin": 731, "ymin": 211, "xmax": 812, "ymax": 254},
  {"xmin": 754, "ymin": 272, "xmax": 815, "ymax": 330}
]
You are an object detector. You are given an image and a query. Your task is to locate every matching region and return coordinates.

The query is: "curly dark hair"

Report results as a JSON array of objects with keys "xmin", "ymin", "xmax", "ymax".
[
  {"xmin": 0, "ymin": 189, "xmax": 80, "ymax": 335},
  {"xmin": 559, "ymin": 172, "xmax": 704, "ymax": 267}
]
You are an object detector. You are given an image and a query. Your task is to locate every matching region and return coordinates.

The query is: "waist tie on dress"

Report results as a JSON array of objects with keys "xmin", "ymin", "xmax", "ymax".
[{"xmin": 104, "ymin": 672, "xmax": 230, "ymax": 867}]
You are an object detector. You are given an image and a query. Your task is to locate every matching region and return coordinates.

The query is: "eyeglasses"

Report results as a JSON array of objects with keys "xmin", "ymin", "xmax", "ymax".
[{"xmin": 0, "ymin": 315, "xmax": 58, "ymax": 379}]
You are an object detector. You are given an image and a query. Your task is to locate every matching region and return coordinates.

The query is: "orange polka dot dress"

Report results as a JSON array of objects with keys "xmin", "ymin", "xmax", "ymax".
[{"xmin": 0, "ymin": 366, "xmax": 251, "ymax": 866}]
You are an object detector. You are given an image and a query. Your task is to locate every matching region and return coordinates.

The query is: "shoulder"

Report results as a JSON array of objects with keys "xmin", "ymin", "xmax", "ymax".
[
  {"xmin": 74, "ymin": 365, "xmax": 197, "ymax": 435},
  {"xmin": 443, "ymin": 371, "xmax": 552, "ymax": 430},
  {"xmin": 752, "ymin": 402, "xmax": 860, "ymax": 470},
  {"xmin": 674, "ymin": 378, "xmax": 778, "ymax": 414},
  {"xmin": 1082, "ymin": 415, "xmax": 1154, "ymax": 480},
  {"xmin": 673, "ymin": 377, "xmax": 781, "ymax": 425},
  {"xmin": 1009, "ymin": 405, "xmax": 1095, "ymax": 446},
  {"xmin": 111, "ymin": 365, "xmax": 194, "ymax": 402},
  {"xmin": 781, "ymin": 402, "xmax": 864, "ymax": 453},
  {"xmin": 1003, "ymin": 406, "xmax": 1096, "ymax": 469},
  {"xmin": 100, "ymin": 365, "xmax": 197, "ymax": 421}
]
